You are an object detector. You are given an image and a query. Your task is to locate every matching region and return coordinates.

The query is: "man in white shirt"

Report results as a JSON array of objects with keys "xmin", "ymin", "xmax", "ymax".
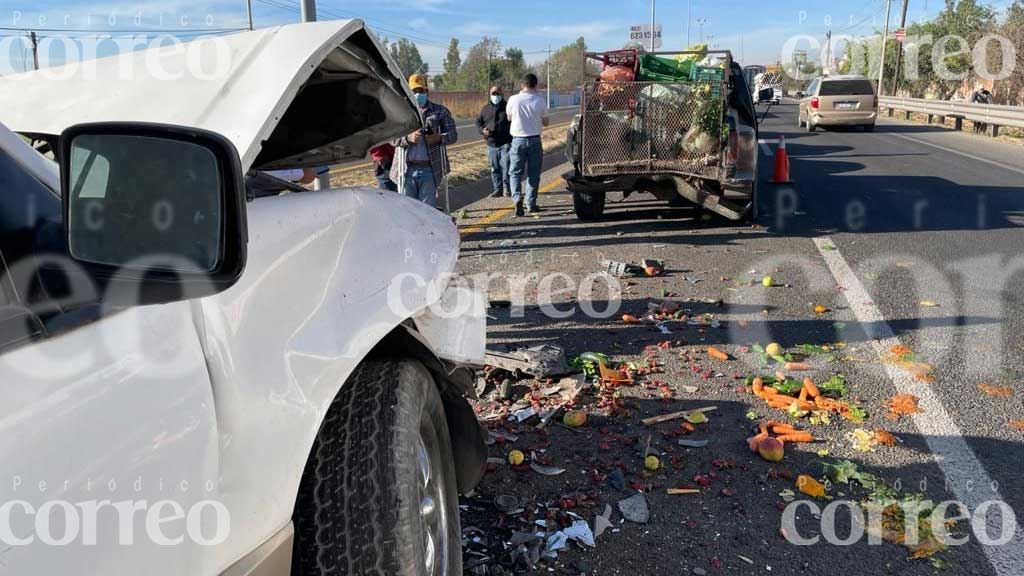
[{"xmin": 506, "ymin": 73, "xmax": 550, "ymax": 216}]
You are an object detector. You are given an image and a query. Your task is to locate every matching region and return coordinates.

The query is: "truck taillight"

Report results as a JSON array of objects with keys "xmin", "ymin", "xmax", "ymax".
[{"xmin": 811, "ymin": 97, "xmax": 819, "ymax": 109}]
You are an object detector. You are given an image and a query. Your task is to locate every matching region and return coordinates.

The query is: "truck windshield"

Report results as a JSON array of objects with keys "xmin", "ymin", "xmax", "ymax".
[{"xmin": 820, "ymin": 80, "xmax": 874, "ymax": 96}]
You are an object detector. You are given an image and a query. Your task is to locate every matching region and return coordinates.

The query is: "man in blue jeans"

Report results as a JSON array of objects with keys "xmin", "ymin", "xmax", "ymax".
[
  {"xmin": 476, "ymin": 85, "xmax": 511, "ymax": 197},
  {"xmin": 390, "ymin": 74, "xmax": 457, "ymax": 208},
  {"xmin": 506, "ymin": 73, "xmax": 550, "ymax": 217}
]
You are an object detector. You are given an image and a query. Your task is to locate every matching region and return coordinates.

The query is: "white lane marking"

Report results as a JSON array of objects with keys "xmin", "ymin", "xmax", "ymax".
[
  {"xmin": 813, "ymin": 236, "xmax": 1024, "ymax": 575},
  {"xmin": 886, "ymin": 132, "xmax": 1024, "ymax": 177},
  {"xmin": 757, "ymin": 139, "xmax": 773, "ymax": 157}
]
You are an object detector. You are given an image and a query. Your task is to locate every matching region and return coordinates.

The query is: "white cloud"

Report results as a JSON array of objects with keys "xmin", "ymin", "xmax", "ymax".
[
  {"xmin": 408, "ymin": 17, "xmax": 430, "ymax": 30},
  {"xmin": 456, "ymin": 21, "xmax": 501, "ymax": 37},
  {"xmin": 528, "ymin": 21, "xmax": 621, "ymax": 40}
]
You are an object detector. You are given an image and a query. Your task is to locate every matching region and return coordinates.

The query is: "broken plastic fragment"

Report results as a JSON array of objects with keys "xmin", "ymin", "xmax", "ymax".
[
  {"xmin": 617, "ymin": 493, "xmax": 650, "ymax": 523},
  {"xmin": 529, "ymin": 462, "xmax": 566, "ymax": 476}
]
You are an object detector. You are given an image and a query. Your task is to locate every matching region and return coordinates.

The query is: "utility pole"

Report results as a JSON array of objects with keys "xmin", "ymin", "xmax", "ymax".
[
  {"xmin": 687, "ymin": 0, "xmax": 691, "ymax": 47},
  {"xmin": 546, "ymin": 44, "xmax": 551, "ymax": 108},
  {"xmin": 649, "ymin": 0, "xmax": 656, "ymax": 52},
  {"xmin": 300, "ymin": 0, "xmax": 316, "ymax": 22},
  {"xmin": 825, "ymin": 30, "xmax": 832, "ymax": 73},
  {"xmin": 246, "ymin": 0, "xmax": 254, "ymax": 30},
  {"xmin": 29, "ymin": 31, "xmax": 39, "ymax": 70},
  {"xmin": 696, "ymin": 18, "xmax": 708, "ymax": 45},
  {"xmin": 877, "ymin": 0, "xmax": 892, "ymax": 96},
  {"xmin": 891, "ymin": 0, "xmax": 909, "ymax": 95},
  {"xmin": 300, "ymin": 0, "xmax": 331, "ymax": 191}
]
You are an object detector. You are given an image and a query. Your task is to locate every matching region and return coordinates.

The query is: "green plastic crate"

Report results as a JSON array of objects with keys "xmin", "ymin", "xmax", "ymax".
[
  {"xmin": 638, "ymin": 54, "xmax": 693, "ymax": 82},
  {"xmin": 690, "ymin": 65, "xmax": 725, "ymax": 83}
]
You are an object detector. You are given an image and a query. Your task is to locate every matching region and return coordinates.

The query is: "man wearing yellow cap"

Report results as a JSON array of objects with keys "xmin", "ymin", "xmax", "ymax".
[{"xmin": 390, "ymin": 73, "xmax": 457, "ymax": 208}]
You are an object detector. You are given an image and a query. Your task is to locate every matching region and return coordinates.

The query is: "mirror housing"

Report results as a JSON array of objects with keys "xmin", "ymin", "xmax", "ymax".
[
  {"xmin": 59, "ymin": 122, "xmax": 247, "ymax": 306},
  {"xmin": 757, "ymin": 88, "xmax": 774, "ymax": 102}
]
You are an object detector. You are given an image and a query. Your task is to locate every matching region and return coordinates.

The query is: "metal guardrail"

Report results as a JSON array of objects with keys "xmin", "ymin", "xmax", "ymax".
[{"xmin": 879, "ymin": 96, "xmax": 1024, "ymax": 131}]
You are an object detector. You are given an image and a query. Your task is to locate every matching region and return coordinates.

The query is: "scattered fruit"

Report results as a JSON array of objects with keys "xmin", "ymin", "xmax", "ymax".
[
  {"xmin": 644, "ymin": 455, "xmax": 661, "ymax": 471},
  {"xmin": 765, "ymin": 342, "xmax": 783, "ymax": 356},
  {"xmin": 508, "ymin": 450, "xmax": 525, "ymax": 466},
  {"xmin": 762, "ymin": 276, "xmax": 774, "ymax": 287},
  {"xmin": 797, "ymin": 475, "xmax": 827, "ymax": 499},
  {"xmin": 813, "ymin": 304, "xmax": 828, "ymax": 314},
  {"xmin": 562, "ymin": 410, "xmax": 587, "ymax": 427},
  {"xmin": 758, "ymin": 437, "xmax": 785, "ymax": 462},
  {"xmin": 707, "ymin": 346, "xmax": 730, "ymax": 361}
]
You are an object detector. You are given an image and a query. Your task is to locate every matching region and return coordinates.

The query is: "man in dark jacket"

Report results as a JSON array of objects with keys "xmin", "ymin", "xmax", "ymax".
[{"xmin": 476, "ymin": 86, "xmax": 512, "ymax": 197}]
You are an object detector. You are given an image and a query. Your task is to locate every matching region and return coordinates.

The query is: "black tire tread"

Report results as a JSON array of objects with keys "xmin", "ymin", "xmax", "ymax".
[{"xmin": 292, "ymin": 359, "xmax": 457, "ymax": 576}]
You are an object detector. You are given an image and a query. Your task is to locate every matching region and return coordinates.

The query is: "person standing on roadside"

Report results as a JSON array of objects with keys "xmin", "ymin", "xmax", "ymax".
[
  {"xmin": 476, "ymin": 86, "xmax": 512, "ymax": 198},
  {"xmin": 391, "ymin": 73, "xmax": 458, "ymax": 208},
  {"xmin": 369, "ymin": 143, "xmax": 397, "ymax": 191},
  {"xmin": 506, "ymin": 73, "xmax": 549, "ymax": 217}
]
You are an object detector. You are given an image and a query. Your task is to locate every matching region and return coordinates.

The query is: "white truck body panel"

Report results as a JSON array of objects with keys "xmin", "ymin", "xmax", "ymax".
[{"xmin": 0, "ymin": 20, "xmax": 482, "ymax": 575}]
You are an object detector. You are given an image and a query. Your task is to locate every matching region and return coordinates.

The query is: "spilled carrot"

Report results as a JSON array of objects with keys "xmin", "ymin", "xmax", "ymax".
[
  {"xmin": 777, "ymin": 432, "xmax": 815, "ymax": 443},
  {"xmin": 707, "ymin": 346, "xmax": 730, "ymax": 361},
  {"xmin": 803, "ymin": 377, "xmax": 821, "ymax": 398},
  {"xmin": 785, "ymin": 362, "xmax": 811, "ymax": 371}
]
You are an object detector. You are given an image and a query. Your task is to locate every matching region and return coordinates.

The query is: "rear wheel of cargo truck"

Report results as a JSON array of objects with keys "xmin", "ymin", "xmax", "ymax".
[{"xmin": 573, "ymin": 189, "xmax": 606, "ymax": 221}]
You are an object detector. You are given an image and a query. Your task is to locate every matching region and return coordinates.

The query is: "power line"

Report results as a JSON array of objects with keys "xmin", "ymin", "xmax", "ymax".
[{"xmin": 0, "ymin": 26, "xmax": 245, "ymax": 34}]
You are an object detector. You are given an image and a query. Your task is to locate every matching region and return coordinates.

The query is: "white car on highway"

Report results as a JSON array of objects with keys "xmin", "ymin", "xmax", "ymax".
[{"xmin": 0, "ymin": 20, "xmax": 485, "ymax": 576}]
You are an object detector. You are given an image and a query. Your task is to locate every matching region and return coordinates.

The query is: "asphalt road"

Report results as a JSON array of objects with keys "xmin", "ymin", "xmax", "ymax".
[{"xmin": 454, "ymin": 102, "xmax": 1024, "ymax": 575}]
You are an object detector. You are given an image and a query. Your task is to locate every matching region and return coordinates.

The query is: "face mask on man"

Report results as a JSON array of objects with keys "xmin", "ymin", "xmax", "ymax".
[
  {"xmin": 415, "ymin": 93, "xmax": 428, "ymax": 107},
  {"xmin": 490, "ymin": 94, "xmax": 502, "ymax": 105}
]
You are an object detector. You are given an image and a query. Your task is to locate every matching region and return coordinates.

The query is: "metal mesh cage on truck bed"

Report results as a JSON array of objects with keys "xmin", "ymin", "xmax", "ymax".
[{"xmin": 579, "ymin": 79, "xmax": 728, "ymax": 180}]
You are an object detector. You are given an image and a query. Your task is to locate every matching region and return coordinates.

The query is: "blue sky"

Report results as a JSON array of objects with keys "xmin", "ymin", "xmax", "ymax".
[{"xmin": 1, "ymin": 0, "xmax": 1017, "ymax": 73}]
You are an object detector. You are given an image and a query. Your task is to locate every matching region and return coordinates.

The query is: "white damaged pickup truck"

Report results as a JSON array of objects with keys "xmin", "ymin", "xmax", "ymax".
[{"xmin": 0, "ymin": 20, "xmax": 485, "ymax": 576}]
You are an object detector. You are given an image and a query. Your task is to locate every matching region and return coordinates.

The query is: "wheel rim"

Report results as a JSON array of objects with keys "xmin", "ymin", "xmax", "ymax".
[{"xmin": 416, "ymin": 424, "xmax": 448, "ymax": 575}]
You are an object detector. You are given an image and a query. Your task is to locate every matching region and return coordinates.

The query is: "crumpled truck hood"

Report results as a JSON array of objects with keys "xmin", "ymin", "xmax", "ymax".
[{"xmin": 0, "ymin": 20, "xmax": 421, "ymax": 172}]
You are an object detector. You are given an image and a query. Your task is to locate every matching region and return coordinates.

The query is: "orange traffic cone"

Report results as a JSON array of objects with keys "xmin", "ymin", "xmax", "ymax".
[{"xmin": 772, "ymin": 136, "xmax": 791, "ymax": 184}]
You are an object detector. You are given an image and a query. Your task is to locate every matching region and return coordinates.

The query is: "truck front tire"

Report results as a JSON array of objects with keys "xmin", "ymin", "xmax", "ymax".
[
  {"xmin": 292, "ymin": 358, "xmax": 462, "ymax": 576},
  {"xmin": 572, "ymin": 189, "xmax": 606, "ymax": 221}
]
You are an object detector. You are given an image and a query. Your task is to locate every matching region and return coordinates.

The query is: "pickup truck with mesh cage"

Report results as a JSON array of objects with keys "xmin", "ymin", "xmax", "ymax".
[{"xmin": 564, "ymin": 50, "xmax": 759, "ymax": 221}]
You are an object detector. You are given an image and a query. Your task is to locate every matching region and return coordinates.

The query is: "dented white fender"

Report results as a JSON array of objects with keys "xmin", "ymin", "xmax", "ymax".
[{"xmin": 196, "ymin": 186, "xmax": 473, "ymax": 567}]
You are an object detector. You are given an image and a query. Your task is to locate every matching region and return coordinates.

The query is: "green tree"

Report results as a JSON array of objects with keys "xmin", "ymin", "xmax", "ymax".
[
  {"xmin": 501, "ymin": 48, "xmax": 527, "ymax": 90},
  {"xmin": 462, "ymin": 37, "xmax": 503, "ymax": 91},
  {"xmin": 388, "ymin": 38, "xmax": 428, "ymax": 78},
  {"xmin": 990, "ymin": 0, "xmax": 1024, "ymax": 104},
  {"xmin": 436, "ymin": 38, "xmax": 463, "ymax": 89},
  {"xmin": 539, "ymin": 37, "xmax": 591, "ymax": 91}
]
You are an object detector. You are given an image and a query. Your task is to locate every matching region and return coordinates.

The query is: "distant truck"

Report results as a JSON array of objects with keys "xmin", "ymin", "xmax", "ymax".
[
  {"xmin": 754, "ymin": 71, "xmax": 783, "ymax": 104},
  {"xmin": 564, "ymin": 49, "xmax": 759, "ymax": 221}
]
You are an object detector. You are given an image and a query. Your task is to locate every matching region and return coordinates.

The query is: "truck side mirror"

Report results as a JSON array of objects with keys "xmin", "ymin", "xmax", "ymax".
[{"xmin": 59, "ymin": 122, "xmax": 248, "ymax": 306}]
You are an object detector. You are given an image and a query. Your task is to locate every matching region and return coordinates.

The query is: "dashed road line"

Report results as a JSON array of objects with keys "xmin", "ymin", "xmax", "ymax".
[
  {"xmin": 459, "ymin": 176, "xmax": 564, "ymax": 237},
  {"xmin": 813, "ymin": 236, "xmax": 1024, "ymax": 575}
]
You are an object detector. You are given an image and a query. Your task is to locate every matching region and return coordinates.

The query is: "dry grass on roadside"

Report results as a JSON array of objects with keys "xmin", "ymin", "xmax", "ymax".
[{"xmin": 329, "ymin": 125, "xmax": 569, "ymax": 189}]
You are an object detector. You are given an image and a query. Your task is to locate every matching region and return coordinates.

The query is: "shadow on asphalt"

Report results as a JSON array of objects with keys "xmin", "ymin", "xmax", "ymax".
[{"xmin": 486, "ymin": 297, "xmax": 998, "ymax": 353}]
